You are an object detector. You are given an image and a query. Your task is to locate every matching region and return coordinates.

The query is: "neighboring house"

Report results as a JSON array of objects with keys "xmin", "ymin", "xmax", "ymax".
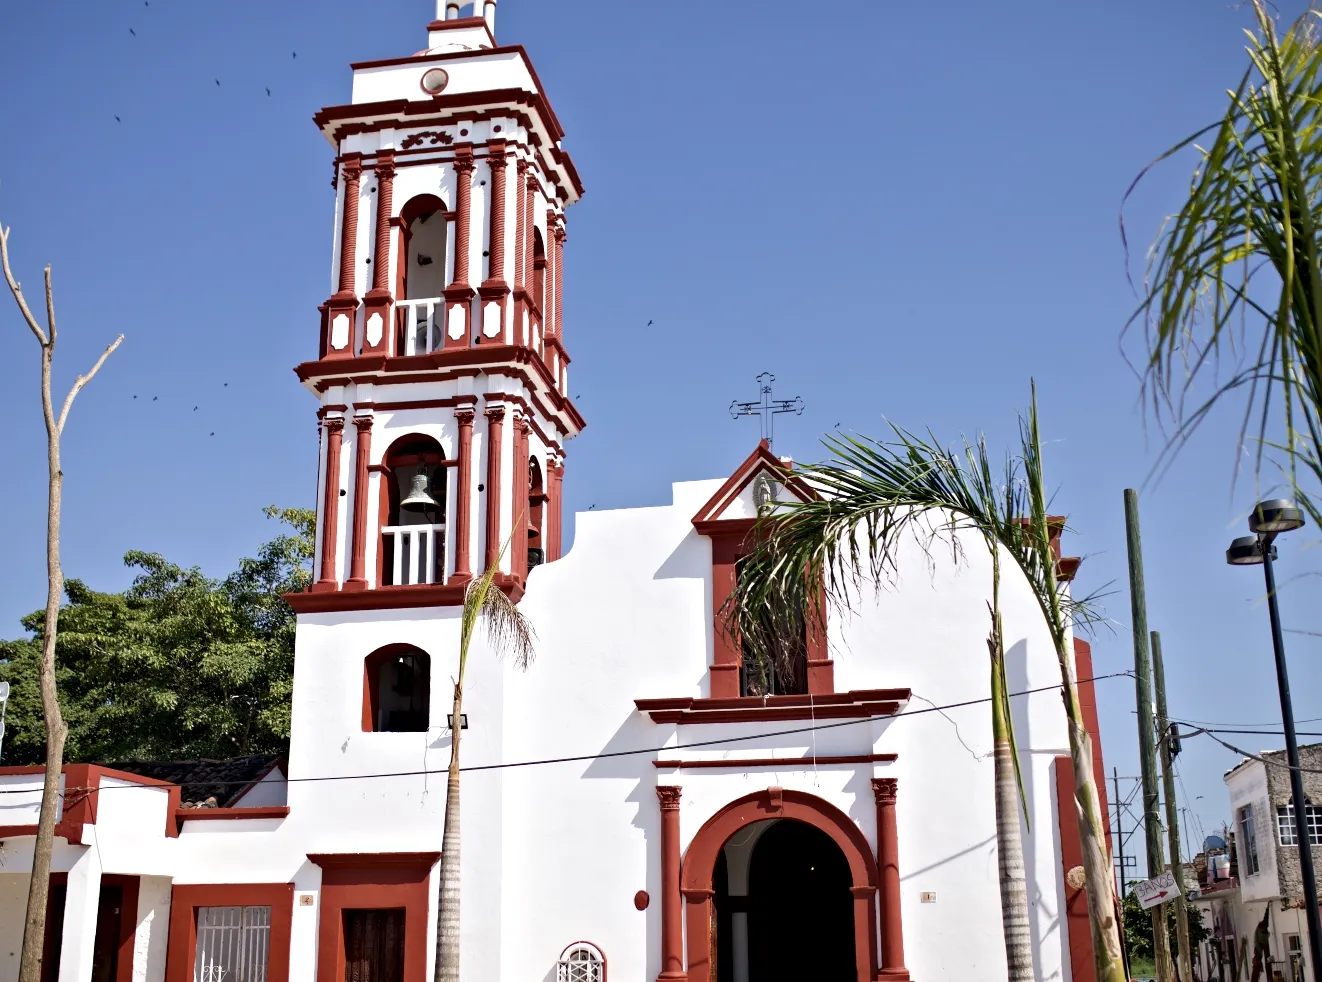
[
  {"xmin": 1188, "ymin": 743, "xmax": 1322, "ymax": 982},
  {"xmin": 0, "ymin": 4, "xmax": 1112, "ymax": 982}
]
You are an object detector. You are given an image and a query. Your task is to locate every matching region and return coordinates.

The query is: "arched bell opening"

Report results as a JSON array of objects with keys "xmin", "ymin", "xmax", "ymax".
[
  {"xmin": 378, "ymin": 434, "xmax": 450, "ymax": 587},
  {"xmin": 528, "ymin": 456, "xmax": 545, "ymax": 570},
  {"xmin": 395, "ymin": 194, "xmax": 450, "ymax": 355}
]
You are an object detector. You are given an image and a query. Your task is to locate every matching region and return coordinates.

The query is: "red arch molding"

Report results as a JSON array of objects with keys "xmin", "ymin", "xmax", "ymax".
[{"xmin": 679, "ymin": 788, "xmax": 879, "ymax": 982}]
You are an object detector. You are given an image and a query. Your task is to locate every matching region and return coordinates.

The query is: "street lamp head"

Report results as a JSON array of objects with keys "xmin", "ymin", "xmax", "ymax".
[
  {"xmin": 1226, "ymin": 535, "xmax": 1269, "ymax": 566},
  {"xmin": 1249, "ymin": 499, "xmax": 1305, "ymax": 534}
]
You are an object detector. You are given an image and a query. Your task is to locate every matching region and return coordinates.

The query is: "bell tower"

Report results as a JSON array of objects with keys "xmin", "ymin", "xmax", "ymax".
[{"xmin": 291, "ymin": 0, "xmax": 584, "ymax": 612}]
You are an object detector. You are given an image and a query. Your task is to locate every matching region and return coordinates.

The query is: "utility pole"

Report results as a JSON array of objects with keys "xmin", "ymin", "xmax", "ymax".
[
  {"xmin": 1153, "ymin": 630, "xmax": 1192, "ymax": 982},
  {"xmin": 1124, "ymin": 489, "xmax": 1173, "ymax": 982}
]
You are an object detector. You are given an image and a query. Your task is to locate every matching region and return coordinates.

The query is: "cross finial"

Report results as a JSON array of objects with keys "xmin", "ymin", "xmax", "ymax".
[{"xmin": 729, "ymin": 372, "xmax": 804, "ymax": 449}]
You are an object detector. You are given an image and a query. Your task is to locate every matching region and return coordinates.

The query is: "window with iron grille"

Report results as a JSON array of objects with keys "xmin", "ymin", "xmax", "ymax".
[
  {"xmin": 557, "ymin": 942, "xmax": 604, "ymax": 982},
  {"xmin": 194, "ymin": 905, "xmax": 271, "ymax": 982},
  {"xmin": 1276, "ymin": 802, "xmax": 1322, "ymax": 846}
]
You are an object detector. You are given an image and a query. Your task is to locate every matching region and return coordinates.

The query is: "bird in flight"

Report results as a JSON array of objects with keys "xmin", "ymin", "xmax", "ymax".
[
  {"xmin": 129, "ymin": 28, "xmax": 136, "ymax": 36},
  {"xmin": 114, "ymin": 116, "xmax": 121, "ymax": 123},
  {"xmin": 265, "ymin": 88, "xmax": 271, "ymax": 96},
  {"xmin": 647, "ymin": 319, "xmax": 653, "ymax": 326},
  {"xmin": 193, "ymin": 406, "xmax": 198, "ymax": 411},
  {"xmin": 215, "ymin": 79, "xmax": 221, "ymax": 86},
  {"xmin": 210, "ymin": 432, "xmax": 215, "ymax": 437},
  {"xmin": 152, "ymin": 396, "xmax": 158, "ymax": 401}
]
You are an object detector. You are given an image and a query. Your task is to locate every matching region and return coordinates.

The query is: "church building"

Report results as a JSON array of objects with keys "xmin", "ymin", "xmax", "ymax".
[{"xmin": 0, "ymin": 4, "xmax": 1111, "ymax": 981}]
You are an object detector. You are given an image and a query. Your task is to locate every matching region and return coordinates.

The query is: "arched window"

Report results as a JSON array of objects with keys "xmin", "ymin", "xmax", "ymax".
[
  {"xmin": 379, "ymin": 434, "xmax": 449, "ymax": 587},
  {"xmin": 363, "ymin": 645, "xmax": 431, "ymax": 732},
  {"xmin": 528, "ymin": 457, "xmax": 545, "ymax": 570},
  {"xmin": 532, "ymin": 228, "xmax": 547, "ymax": 317},
  {"xmin": 556, "ymin": 943, "xmax": 604, "ymax": 982},
  {"xmin": 396, "ymin": 194, "xmax": 449, "ymax": 354}
]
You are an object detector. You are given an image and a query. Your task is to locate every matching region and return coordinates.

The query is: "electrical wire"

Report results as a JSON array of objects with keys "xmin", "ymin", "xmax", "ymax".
[{"xmin": 16, "ymin": 670, "xmax": 1135, "ymax": 799}]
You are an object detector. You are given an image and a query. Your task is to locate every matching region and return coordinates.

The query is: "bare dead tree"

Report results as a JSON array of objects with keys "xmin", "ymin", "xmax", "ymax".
[{"xmin": 1, "ymin": 218, "xmax": 122, "ymax": 982}]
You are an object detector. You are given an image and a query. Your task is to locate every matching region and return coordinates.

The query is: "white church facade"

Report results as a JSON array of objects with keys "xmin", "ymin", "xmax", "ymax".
[{"xmin": 0, "ymin": 5, "xmax": 1112, "ymax": 982}]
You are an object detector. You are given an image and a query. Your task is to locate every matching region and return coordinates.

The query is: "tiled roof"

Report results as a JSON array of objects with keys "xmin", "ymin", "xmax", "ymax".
[{"xmin": 106, "ymin": 755, "xmax": 282, "ymax": 806}]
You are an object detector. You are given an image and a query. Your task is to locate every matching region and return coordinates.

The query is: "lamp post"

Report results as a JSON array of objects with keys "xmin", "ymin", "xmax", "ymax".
[{"xmin": 1227, "ymin": 499, "xmax": 1322, "ymax": 982}]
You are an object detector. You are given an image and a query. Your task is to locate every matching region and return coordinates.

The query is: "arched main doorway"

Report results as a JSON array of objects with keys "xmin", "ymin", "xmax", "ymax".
[
  {"xmin": 681, "ymin": 789, "xmax": 879, "ymax": 982},
  {"xmin": 712, "ymin": 819, "xmax": 856, "ymax": 982}
]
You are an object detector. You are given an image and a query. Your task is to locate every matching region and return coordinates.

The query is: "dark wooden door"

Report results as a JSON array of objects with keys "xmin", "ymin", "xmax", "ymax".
[
  {"xmin": 42, "ymin": 884, "xmax": 124, "ymax": 982},
  {"xmin": 343, "ymin": 908, "xmax": 405, "ymax": 982}
]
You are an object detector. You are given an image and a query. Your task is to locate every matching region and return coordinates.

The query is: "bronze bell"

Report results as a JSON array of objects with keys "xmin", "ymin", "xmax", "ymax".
[{"xmin": 400, "ymin": 469, "xmax": 439, "ymax": 512}]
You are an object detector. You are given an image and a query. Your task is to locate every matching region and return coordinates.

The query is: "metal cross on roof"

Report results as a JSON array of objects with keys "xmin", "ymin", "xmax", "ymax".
[{"xmin": 729, "ymin": 372, "xmax": 804, "ymax": 450}]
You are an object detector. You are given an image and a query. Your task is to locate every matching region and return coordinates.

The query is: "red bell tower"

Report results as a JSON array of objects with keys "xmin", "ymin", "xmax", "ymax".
[{"xmin": 290, "ymin": 1, "xmax": 584, "ymax": 613}]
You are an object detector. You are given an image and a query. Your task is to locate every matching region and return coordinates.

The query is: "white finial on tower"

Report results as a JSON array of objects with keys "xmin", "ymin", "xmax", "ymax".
[
  {"xmin": 482, "ymin": 0, "xmax": 497, "ymax": 32},
  {"xmin": 437, "ymin": 0, "xmax": 492, "ymax": 29},
  {"xmin": 441, "ymin": 0, "xmax": 461, "ymax": 20}
]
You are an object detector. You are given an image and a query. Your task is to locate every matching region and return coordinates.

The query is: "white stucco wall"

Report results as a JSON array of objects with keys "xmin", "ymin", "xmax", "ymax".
[{"xmin": 1227, "ymin": 761, "xmax": 1280, "ymax": 902}]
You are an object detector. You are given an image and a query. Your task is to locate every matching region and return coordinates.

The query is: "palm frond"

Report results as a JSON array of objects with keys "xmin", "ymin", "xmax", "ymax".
[
  {"xmin": 458, "ymin": 523, "xmax": 537, "ymax": 677},
  {"xmin": 728, "ymin": 384, "xmax": 1098, "ymax": 673},
  {"xmin": 1124, "ymin": 0, "xmax": 1322, "ymax": 521}
]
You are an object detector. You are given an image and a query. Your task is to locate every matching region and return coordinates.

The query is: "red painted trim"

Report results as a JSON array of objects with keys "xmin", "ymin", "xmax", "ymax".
[
  {"xmin": 315, "ymin": 418, "xmax": 345, "ymax": 590},
  {"xmin": 1073, "ymin": 638, "xmax": 1111, "ymax": 842},
  {"xmin": 176, "ymin": 806, "xmax": 290, "ymax": 823},
  {"xmin": 451, "ymin": 145, "xmax": 474, "ymax": 291},
  {"xmin": 107, "ymin": 874, "xmax": 140, "ymax": 982},
  {"xmin": 345, "ymin": 416, "xmax": 374, "ymax": 590},
  {"xmin": 484, "ymin": 140, "xmax": 508, "ymax": 289},
  {"xmin": 0, "ymin": 765, "xmax": 181, "ymax": 843},
  {"xmin": 1055, "ymin": 756, "xmax": 1098, "ymax": 982},
  {"xmin": 484, "ymin": 406, "xmax": 505, "ymax": 571},
  {"xmin": 651, "ymin": 753, "xmax": 897, "ymax": 769},
  {"xmin": 165, "ymin": 883, "xmax": 294, "ymax": 982},
  {"xmin": 635, "ymin": 689, "xmax": 909, "ymax": 724},
  {"xmin": 656, "ymin": 787, "xmax": 684, "ymax": 982},
  {"xmin": 308, "ymin": 853, "xmax": 439, "ymax": 982},
  {"xmin": 680, "ymin": 788, "xmax": 880, "ymax": 982},
  {"xmin": 690, "ymin": 440, "xmax": 818, "ymax": 527}
]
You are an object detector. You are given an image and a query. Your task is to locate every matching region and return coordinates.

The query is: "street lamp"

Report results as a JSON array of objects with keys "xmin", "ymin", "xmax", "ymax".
[{"xmin": 1226, "ymin": 498, "xmax": 1321, "ymax": 982}]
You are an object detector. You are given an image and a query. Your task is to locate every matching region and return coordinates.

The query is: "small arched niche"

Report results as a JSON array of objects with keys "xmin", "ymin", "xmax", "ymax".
[
  {"xmin": 379, "ymin": 434, "xmax": 449, "ymax": 587},
  {"xmin": 362, "ymin": 644, "xmax": 431, "ymax": 733}
]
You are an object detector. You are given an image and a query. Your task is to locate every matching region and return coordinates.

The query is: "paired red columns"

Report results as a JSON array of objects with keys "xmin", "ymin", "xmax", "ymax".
[
  {"xmin": 363, "ymin": 151, "xmax": 396, "ymax": 355},
  {"xmin": 656, "ymin": 786, "xmax": 685, "ymax": 982},
  {"xmin": 872, "ymin": 777, "xmax": 910, "ymax": 980},
  {"xmin": 344, "ymin": 415, "xmax": 374, "ymax": 591},
  {"xmin": 313, "ymin": 417, "xmax": 344, "ymax": 592}
]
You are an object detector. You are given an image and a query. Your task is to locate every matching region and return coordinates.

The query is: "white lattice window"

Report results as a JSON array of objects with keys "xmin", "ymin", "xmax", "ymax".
[
  {"xmin": 557, "ymin": 942, "xmax": 605, "ymax": 982},
  {"xmin": 194, "ymin": 905, "xmax": 271, "ymax": 982}
]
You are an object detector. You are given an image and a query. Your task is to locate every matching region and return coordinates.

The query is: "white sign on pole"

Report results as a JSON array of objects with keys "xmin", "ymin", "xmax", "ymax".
[{"xmin": 1133, "ymin": 870, "xmax": 1180, "ymax": 910}]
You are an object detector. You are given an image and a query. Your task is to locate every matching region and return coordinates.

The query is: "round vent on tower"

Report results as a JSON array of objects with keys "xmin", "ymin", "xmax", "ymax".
[{"xmin": 420, "ymin": 68, "xmax": 450, "ymax": 96}]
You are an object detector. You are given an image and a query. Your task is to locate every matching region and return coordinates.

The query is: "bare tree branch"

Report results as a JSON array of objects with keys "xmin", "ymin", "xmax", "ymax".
[
  {"xmin": 0, "ymin": 225, "xmax": 49, "ymax": 346},
  {"xmin": 58, "ymin": 334, "xmax": 124, "ymax": 435}
]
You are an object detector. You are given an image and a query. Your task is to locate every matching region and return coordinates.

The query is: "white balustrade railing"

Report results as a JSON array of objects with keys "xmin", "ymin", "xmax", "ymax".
[
  {"xmin": 397, "ymin": 298, "xmax": 445, "ymax": 356},
  {"xmin": 382, "ymin": 524, "xmax": 446, "ymax": 586}
]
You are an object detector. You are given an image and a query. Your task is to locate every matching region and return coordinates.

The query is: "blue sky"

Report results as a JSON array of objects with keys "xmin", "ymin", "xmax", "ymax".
[{"xmin": 2, "ymin": 0, "xmax": 1318, "ymax": 870}]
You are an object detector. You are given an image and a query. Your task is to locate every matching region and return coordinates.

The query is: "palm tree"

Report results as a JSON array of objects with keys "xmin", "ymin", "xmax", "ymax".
[
  {"xmin": 434, "ymin": 543, "xmax": 536, "ymax": 982},
  {"xmin": 729, "ymin": 385, "xmax": 1125, "ymax": 982},
  {"xmin": 1126, "ymin": 2, "xmax": 1322, "ymax": 523}
]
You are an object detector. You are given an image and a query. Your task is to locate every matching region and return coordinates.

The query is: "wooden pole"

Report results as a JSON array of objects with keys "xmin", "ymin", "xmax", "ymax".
[
  {"xmin": 1123, "ymin": 489, "xmax": 1172, "ymax": 982},
  {"xmin": 1153, "ymin": 631, "xmax": 1193, "ymax": 982}
]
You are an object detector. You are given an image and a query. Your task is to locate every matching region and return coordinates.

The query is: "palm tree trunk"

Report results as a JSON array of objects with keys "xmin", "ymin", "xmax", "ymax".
[
  {"xmin": 992, "ymin": 655, "xmax": 1033, "ymax": 980},
  {"xmin": 1057, "ymin": 646, "xmax": 1127, "ymax": 982},
  {"xmin": 434, "ymin": 680, "xmax": 463, "ymax": 982},
  {"xmin": 988, "ymin": 545, "xmax": 1034, "ymax": 982}
]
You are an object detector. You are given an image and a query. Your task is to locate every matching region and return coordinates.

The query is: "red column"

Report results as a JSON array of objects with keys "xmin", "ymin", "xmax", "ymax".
[
  {"xmin": 363, "ymin": 152, "xmax": 396, "ymax": 355},
  {"xmin": 344, "ymin": 415, "xmax": 374, "ymax": 592},
  {"xmin": 872, "ymin": 778, "xmax": 910, "ymax": 980},
  {"xmin": 517, "ymin": 416, "xmax": 533, "ymax": 579},
  {"xmin": 313, "ymin": 418, "xmax": 344, "ymax": 592},
  {"xmin": 514, "ymin": 160, "xmax": 528, "ymax": 291},
  {"xmin": 326, "ymin": 155, "xmax": 363, "ymax": 358},
  {"xmin": 444, "ymin": 146, "xmax": 476, "ymax": 349},
  {"xmin": 552, "ymin": 215, "xmax": 565, "ymax": 339},
  {"xmin": 453, "ymin": 408, "xmax": 476, "ymax": 583},
  {"xmin": 337, "ymin": 156, "xmax": 362, "ymax": 297},
  {"xmin": 547, "ymin": 456, "xmax": 563, "ymax": 561},
  {"xmin": 483, "ymin": 142, "xmax": 508, "ymax": 288},
  {"xmin": 656, "ymin": 786, "xmax": 685, "ymax": 982},
  {"xmin": 483, "ymin": 406, "xmax": 505, "ymax": 571}
]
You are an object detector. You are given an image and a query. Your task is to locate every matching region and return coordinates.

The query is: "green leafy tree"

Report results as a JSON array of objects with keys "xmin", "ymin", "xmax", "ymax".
[
  {"xmin": 0, "ymin": 507, "xmax": 312, "ymax": 763},
  {"xmin": 1123, "ymin": 892, "xmax": 1210, "ymax": 963}
]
